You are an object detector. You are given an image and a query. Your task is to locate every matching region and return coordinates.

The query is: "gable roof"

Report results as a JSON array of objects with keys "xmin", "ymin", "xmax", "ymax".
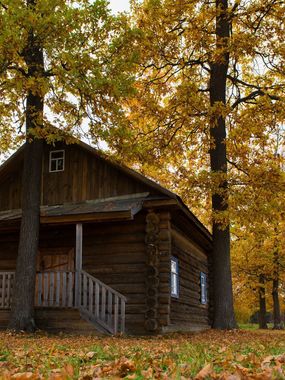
[{"xmin": 0, "ymin": 138, "xmax": 212, "ymax": 244}]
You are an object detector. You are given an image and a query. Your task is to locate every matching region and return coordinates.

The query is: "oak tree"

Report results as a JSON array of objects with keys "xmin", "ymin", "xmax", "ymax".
[
  {"xmin": 114, "ymin": 0, "xmax": 285, "ymax": 328},
  {"xmin": 0, "ymin": 0, "xmax": 136, "ymax": 331}
]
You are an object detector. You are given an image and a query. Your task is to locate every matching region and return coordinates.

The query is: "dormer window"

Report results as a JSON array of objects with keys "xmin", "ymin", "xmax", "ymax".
[{"xmin": 49, "ymin": 150, "xmax": 65, "ymax": 172}]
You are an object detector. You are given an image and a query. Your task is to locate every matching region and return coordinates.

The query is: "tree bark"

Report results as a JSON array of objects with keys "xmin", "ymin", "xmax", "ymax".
[
  {"xmin": 209, "ymin": 0, "xmax": 237, "ymax": 329},
  {"xmin": 8, "ymin": 0, "xmax": 44, "ymax": 332},
  {"xmin": 272, "ymin": 251, "xmax": 283, "ymax": 329},
  {"xmin": 258, "ymin": 274, "xmax": 267, "ymax": 329}
]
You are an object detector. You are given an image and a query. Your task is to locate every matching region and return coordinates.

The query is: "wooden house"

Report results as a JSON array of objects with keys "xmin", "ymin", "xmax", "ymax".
[{"xmin": 0, "ymin": 139, "xmax": 212, "ymax": 335}]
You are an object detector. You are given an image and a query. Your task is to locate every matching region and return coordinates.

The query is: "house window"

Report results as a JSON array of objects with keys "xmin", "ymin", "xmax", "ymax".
[
  {"xmin": 171, "ymin": 257, "xmax": 179, "ymax": 298},
  {"xmin": 200, "ymin": 272, "xmax": 207, "ymax": 304},
  {"xmin": 49, "ymin": 150, "xmax": 65, "ymax": 172}
]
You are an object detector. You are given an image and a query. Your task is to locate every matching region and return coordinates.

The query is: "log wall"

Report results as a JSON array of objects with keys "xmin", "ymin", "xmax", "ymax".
[
  {"xmin": 169, "ymin": 226, "xmax": 210, "ymax": 330},
  {"xmin": 82, "ymin": 213, "xmax": 147, "ymax": 334}
]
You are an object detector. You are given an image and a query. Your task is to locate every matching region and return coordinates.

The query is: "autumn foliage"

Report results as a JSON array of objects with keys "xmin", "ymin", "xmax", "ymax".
[{"xmin": 0, "ymin": 330, "xmax": 285, "ymax": 379}]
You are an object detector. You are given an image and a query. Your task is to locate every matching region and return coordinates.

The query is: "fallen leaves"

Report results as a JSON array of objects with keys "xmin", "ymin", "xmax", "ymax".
[
  {"xmin": 0, "ymin": 329, "xmax": 284, "ymax": 379},
  {"xmin": 194, "ymin": 363, "xmax": 213, "ymax": 379}
]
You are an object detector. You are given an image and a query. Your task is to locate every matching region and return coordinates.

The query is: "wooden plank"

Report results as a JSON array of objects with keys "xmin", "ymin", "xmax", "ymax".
[
  {"xmin": 75, "ymin": 223, "xmax": 82, "ymax": 307},
  {"xmin": 56, "ymin": 272, "xmax": 60, "ymax": 307},
  {"xmin": 37, "ymin": 273, "xmax": 42, "ymax": 306},
  {"xmin": 89, "ymin": 279, "xmax": 93, "ymax": 314},
  {"xmin": 0, "ymin": 274, "xmax": 4, "ymax": 308},
  {"xmin": 95, "ymin": 282, "xmax": 99, "ymax": 318},
  {"xmin": 107, "ymin": 291, "xmax": 112, "ymax": 327},
  {"xmin": 43, "ymin": 273, "xmax": 48, "ymax": 307},
  {"xmin": 40, "ymin": 211, "xmax": 132, "ymax": 224},
  {"xmin": 114, "ymin": 295, "xmax": 119, "ymax": 335},
  {"xmin": 83, "ymin": 273, "xmax": 87, "ymax": 309},
  {"xmin": 101, "ymin": 287, "xmax": 106, "ymax": 322},
  {"xmin": 6, "ymin": 274, "xmax": 11, "ymax": 308},
  {"xmin": 67, "ymin": 272, "xmax": 73, "ymax": 307},
  {"xmin": 49, "ymin": 272, "xmax": 55, "ymax": 307},
  {"xmin": 62, "ymin": 272, "xmax": 67, "ymax": 307},
  {"xmin": 120, "ymin": 299, "xmax": 125, "ymax": 334}
]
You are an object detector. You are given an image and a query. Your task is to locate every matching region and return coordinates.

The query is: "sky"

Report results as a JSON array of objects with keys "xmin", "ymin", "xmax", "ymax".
[{"xmin": 108, "ymin": 0, "xmax": 130, "ymax": 13}]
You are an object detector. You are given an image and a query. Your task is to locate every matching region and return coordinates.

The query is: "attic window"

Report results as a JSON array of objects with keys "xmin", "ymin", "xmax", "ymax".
[{"xmin": 49, "ymin": 150, "xmax": 65, "ymax": 172}]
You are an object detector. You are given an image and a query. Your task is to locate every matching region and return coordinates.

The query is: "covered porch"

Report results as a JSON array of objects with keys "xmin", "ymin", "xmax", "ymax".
[
  {"xmin": 0, "ymin": 195, "xmax": 144, "ymax": 334},
  {"xmin": 0, "ymin": 193, "xmax": 152, "ymax": 334}
]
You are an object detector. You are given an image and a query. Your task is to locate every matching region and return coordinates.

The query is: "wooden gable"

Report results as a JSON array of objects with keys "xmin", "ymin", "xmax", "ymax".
[
  {"xmin": 0, "ymin": 142, "xmax": 158, "ymax": 211},
  {"xmin": 42, "ymin": 142, "xmax": 156, "ymax": 206}
]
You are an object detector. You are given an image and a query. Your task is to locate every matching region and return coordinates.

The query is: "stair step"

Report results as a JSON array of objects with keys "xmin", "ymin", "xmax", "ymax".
[{"xmin": 0, "ymin": 308, "xmax": 104, "ymax": 335}]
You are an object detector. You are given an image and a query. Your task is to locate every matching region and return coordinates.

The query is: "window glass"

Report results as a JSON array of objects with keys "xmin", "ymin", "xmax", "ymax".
[
  {"xmin": 171, "ymin": 257, "xmax": 179, "ymax": 298},
  {"xmin": 49, "ymin": 150, "xmax": 65, "ymax": 172},
  {"xmin": 200, "ymin": 272, "xmax": 207, "ymax": 304}
]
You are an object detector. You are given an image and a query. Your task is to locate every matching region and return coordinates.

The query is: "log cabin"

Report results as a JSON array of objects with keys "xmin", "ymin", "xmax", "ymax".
[{"xmin": 0, "ymin": 138, "xmax": 213, "ymax": 335}]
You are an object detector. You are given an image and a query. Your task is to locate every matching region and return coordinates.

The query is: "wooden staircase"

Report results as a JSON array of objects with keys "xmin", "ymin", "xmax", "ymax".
[
  {"xmin": 0, "ymin": 270, "xmax": 126, "ymax": 335},
  {"xmin": 78, "ymin": 270, "xmax": 126, "ymax": 335}
]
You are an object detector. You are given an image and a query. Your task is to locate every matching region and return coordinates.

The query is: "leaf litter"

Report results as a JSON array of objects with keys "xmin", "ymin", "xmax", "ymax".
[{"xmin": 0, "ymin": 329, "xmax": 284, "ymax": 379}]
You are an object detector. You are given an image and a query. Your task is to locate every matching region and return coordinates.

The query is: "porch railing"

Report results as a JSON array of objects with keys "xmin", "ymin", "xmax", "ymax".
[
  {"xmin": 0, "ymin": 270, "xmax": 126, "ymax": 334},
  {"xmin": 0, "ymin": 272, "xmax": 15, "ymax": 309},
  {"xmin": 36, "ymin": 271, "xmax": 75, "ymax": 308},
  {"xmin": 79, "ymin": 270, "xmax": 126, "ymax": 335}
]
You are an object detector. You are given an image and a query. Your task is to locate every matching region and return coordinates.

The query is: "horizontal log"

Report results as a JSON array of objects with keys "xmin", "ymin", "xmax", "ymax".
[
  {"xmin": 171, "ymin": 228, "xmax": 207, "ymax": 260},
  {"xmin": 84, "ymin": 232, "xmax": 145, "ymax": 244}
]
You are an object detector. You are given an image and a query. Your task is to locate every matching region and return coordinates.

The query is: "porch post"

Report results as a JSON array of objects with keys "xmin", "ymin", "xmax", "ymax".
[{"xmin": 75, "ymin": 223, "xmax": 83, "ymax": 307}]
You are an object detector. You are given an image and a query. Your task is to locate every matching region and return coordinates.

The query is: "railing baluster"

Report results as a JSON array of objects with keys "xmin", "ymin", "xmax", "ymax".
[
  {"xmin": 43, "ymin": 273, "xmax": 49, "ymax": 307},
  {"xmin": 6, "ymin": 274, "xmax": 11, "ymax": 308},
  {"xmin": 107, "ymin": 291, "xmax": 112, "ymax": 327},
  {"xmin": 67, "ymin": 272, "xmax": 73, "ymax": 307},
  {"xmin": 120, "ymin": 299, "xmax": 126, "ymax": 334},
  {"xmin": 83, "ymin": 273, "xmax": 87, "ymax": 308},
  {"xmin": 62, "ymin": 272, "xmax": 67, "ymax": 307},
  {"xmin": 49, "ymin": 272, "xmax": 54, "ymax": 307},
  {"xmin": 37, "ymin": 273, "xmax": 42, "ymax": 307},
  {"xmin": 56, "ymin": 272, "xmax": 60, "ymax": 307},
  {"xmin": 2, "ymin": 274, "xmax": 5, "ymax": 308},
  {"xmin": 89, "ymin": 278, "xmax": 93, "ymax": 314},
  {"xmin": 95, "ymin": 282, "xmax": 99, "ymax": 318},
  {"xmin": 101, "ymin": 287, "xmax": 106, "ymax": 322},
  {"xmin": 114, "ymin": 295, "xmax": 119, "ymax": 335}
]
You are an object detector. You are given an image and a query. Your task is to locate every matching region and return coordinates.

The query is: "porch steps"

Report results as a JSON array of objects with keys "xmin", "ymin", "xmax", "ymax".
[
  {"xmin": 0, "ymin": 270, "xmax": 127, "ymax": 335},
  {"xmin": 35, "ymin": 308, "xmax": 104, "ymax": 334},
  {"xmin": 0, "ymin": 309, "xmax": 104, "ymax": 335}
]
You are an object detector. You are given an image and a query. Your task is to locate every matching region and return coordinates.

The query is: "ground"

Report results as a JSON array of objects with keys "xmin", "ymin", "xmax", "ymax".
[{"xmin": 0, "ymin": 329, "xmax": 285, "ymax": 379}]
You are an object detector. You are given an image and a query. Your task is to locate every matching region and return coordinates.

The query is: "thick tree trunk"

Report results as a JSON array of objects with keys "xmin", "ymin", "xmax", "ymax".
[
  {"xmin": 258, "ymin": 274, "xmax": 267, "ymax": 329},
  {"xmin": 272, "ymin": 251, "xmax": 283, "ymax": 329},
  {"xmin": 8, "ymin": 0, "xmax": 44, "ymax": 332},
  {"xmin": 209, "ymin": 0, "xmax": 237, "ymax": 329}
]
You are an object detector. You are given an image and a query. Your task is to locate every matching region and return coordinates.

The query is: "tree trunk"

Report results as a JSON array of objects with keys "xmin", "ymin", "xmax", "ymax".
[
  {"xmin": 272, "ymin": 251, "xmax": 283, "ymax": 329},
  {"xmin": 8, "ymin": 0, "xmax": 44, "ymax": 332},
  {"xmin": 258, "ymin": 274, "xmax": 267, "ymax": 329},
  {"xmin": 209, "ymin": 0, "xmax": 237, "ymax": 329}
]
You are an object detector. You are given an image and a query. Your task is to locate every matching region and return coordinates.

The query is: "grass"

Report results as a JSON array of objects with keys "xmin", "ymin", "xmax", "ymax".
[
  {"xmin": 239, "ymin": 323, "xmax": 274, "ymax": 330},
  {"xmin": 0, "ymin": 329, "xmax": 285, "ymax": 378}
]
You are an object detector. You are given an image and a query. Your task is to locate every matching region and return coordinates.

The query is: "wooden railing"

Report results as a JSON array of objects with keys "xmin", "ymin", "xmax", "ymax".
[
  {"xmin": 0, "ymin": 270, "xmax": 127, "ymax": 335},
  {"xmin": 79, "ymin": 270, "xmax": 126, "ymax": 335},
  {"xmin": 0, "ymin": 272, "xmax": 15, "ymax": 309},
  {"xmin": 36, "ymin": 271, "xmax": 75, "ymax": 308}
]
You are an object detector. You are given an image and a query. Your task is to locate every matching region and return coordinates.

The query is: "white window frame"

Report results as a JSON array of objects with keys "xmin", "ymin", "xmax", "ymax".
[
  {"xmin": 200, "ymin": 272, "xmax": 207, "ymax": 305},
  {"xmin": 171, "ymin": 256, "xmax": 179, "ymax": 298},
  {"xmin": 49, "ymin": 150, "xmax": 65, "ymax": 173}
]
